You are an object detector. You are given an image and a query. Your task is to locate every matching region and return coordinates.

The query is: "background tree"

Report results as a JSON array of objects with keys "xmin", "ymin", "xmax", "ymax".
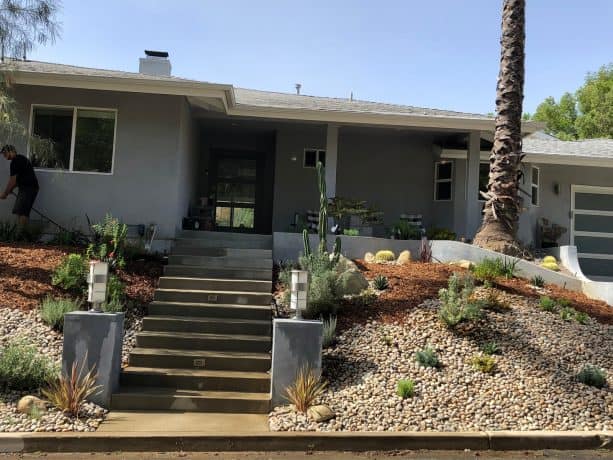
[
  {"xmin": 532, "ymin": 64, "xmax": 612, "ymax": 139},
  {"xmin": 473, "ymin": 0, "xmax": 525, "ymax": 256},
  {"xmin": 0, "ymin": 0, "xmax": 60, "ymax": 145}
]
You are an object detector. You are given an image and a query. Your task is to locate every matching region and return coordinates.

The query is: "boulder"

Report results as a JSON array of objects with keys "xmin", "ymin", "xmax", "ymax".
[
  {"xmin": 397, "ymin": 250, "xmax": 411, "ymax": 265},
  {"xmin": 364, "ymin": 252, "xmax": 375, "ymax": 263},
  {"xmin": 338, "ymin": 269, "xmax": 369, "ymax": 296},
  {"xmin": 307, "ymin": 404, "xmax": 335, "ymax": 422},
  {"xmin": 17, "ymin": 395, "xmax": 46, "ymax": 415},
  {"xmin": 449, "ymin": 259, "xmax": 474, "ymax": 270}
]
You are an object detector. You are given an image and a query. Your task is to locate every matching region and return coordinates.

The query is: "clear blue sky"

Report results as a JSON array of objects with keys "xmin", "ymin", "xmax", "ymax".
[{"xmin": 28, "ymin": 0, "xmax": 613, "ymax": 115}]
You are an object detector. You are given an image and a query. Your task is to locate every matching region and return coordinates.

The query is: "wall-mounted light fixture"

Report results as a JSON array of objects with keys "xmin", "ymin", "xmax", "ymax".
[{"xmin": 553, "ymin": 182, "xmax": 560, "ymax": 195}]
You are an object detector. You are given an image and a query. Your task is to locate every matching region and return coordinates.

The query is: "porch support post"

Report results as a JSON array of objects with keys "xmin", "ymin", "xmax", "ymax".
[
  {"xmin": 325, "ymin": 124, "xmax": 339, "ymax": 198},
  {"xmin": 465, "ymin": 130, "xmax": 482, "ymax": 239}
]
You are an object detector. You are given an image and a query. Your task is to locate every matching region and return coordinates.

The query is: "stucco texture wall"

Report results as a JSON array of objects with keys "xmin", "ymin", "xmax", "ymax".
[{"xmin": 0, "ymin": 85, "xmax": 187, "ymax": 240}]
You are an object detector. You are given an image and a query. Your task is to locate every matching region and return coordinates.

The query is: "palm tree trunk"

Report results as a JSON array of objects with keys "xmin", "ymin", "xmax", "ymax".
[{"xmin": 473, "ymin": 0, "xmax": 526, "ymax": 256}]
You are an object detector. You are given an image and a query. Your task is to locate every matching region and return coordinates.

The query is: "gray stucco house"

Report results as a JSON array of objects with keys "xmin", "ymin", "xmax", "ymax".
[{"xmin": 1, "ymin": 52, "xmax": 612, "ymax": 277}]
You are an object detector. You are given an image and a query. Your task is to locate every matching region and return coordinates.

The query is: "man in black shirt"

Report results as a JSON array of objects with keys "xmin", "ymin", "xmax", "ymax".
[{"xmin": 0, "ymin": 145, "xmax": 39, "ymax": 225}]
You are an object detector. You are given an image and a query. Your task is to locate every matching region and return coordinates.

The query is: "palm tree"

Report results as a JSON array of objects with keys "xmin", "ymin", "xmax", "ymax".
[{"xmin": 473, "ymin": 0, "xmax": 525, "ymax": 256}]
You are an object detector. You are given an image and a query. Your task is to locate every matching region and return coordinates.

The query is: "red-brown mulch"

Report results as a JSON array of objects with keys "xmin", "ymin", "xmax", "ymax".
[
  {"xmin": 496, "ymin": 277, "xmax": 613, "ymax": 325},
  {"xmin": 0, "ymin": 242, "xmax": 162, "ymax": 312},
  {"xmin": 338, "ymin": 260, "xmax": 460, "ymax": 329},
  {"xmin": 339, "ymin": 260, "xmax": 612, "ymax": 329},
  {"xmin": 0, "ymin": 243, "xmax": 70, "ymax": 310}
]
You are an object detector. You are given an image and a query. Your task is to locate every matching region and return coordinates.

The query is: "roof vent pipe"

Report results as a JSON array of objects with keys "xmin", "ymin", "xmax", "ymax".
[
  {"xmin": 295, "ymin": 83, "xmax": 301, "ymax": 95},
  {"xmin": 139, "ymin": 50, "xmax": 171, "ymax": 76}
]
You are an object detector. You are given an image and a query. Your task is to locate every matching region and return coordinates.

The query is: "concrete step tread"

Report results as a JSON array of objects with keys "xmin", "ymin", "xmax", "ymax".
[
  {"xmin": 155, "ymin": 288, "xmax": 272, "ymax": 296},
  {"xmin": 150, "ymin": 301, "xmax": 271, "ymax": 310},
  {"xmin": 145, "ymin": 315, "xmax": 271, "ymax": 326},
  {"xmin": 137, "ymin": 330, "xmax": 271, "ymax": 342},
  {"xmin": 130, "ymin": 347, "xmax": 271, "ymax": 360},
  {"xmin": 159, "ymin": 277, "xmax": 272, "ymax": 285},
  {"xmin": 122, "ymin": 366, "xmax": 270, "ymax": 380},
  {"xmin": 114, "ymin": 386, "xmax": 271, "ymax": 401}
]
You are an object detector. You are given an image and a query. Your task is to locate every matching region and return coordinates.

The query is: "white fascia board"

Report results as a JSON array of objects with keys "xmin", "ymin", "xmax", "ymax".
[
  {"xmin": 441, "ymin": 148, "xmax": 613, "ymax": 168},
  {"xmin": 12, "ymin": 70, "xmax": 233, "ymax": 100}
]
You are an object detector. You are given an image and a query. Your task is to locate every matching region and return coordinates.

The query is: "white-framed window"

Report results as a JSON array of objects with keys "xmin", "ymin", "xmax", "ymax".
[
  {"xmin": 303, "ymin": 148, "xmax": 326, "ymax": 168},
  {"xmin": 29, "ymin": 104, "xmax": 117, "ymax": 174},
  {"xmin": 478, "ymin": 161, "xmax": 490, "ymax": 201},
  {"xmin": 531, "ymin": 166, "xmax": 540, "ymax": 206},
  {"xmin": 434, "ymin": 161, "xmax": 453, "ymax": 201}
]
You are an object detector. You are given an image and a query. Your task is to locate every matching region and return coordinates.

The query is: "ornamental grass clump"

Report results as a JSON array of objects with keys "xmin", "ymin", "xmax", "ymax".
[
  {"xmin": 0, "ymin": 340, "xmax": 58, "ymax": 391},
  {"xmin": 438, "ymin": 273, "xmax": 482, "ymax": 329},
  {"xmin": 373, "ymin": 275, "xmax": 389, "ymax": 290},
  {"xmin": 415, "ymin": 347, "xmax": 440, "ymax": 368},
  {"xmin": 284, "ymin": 366, "xmax": 327, "ymax": 413},
  {"xmin": 530, "ymin": 275, "xmax": 545, "ymax": 288},
  {"xmin": 40, "ymin": 297, "xmax": 82, "ymax": 331},
  {"xmin": 472, "ymin": 257, "xmax": 517, "ymax": 283},
  {"xmin": 396, "ymin": 379, "xmax": 415, "ymax": 399},
  {"xmin": 481, "ymin": 341, "xmax": 501, "ymax": 356},
  {"xmin": 322, "ymin": 316, "xmax": 337, "ymax": 348},
  {"xmin": 539, "ymin": 296, "xmax": 557, "ymax": 312},
  {"xmin": 576, "ymin": 364, "xmax": 607, "ymax": 388},
  {"xmin": 43, "ymin": 359, "xmax": 101, "ymax": 417}
]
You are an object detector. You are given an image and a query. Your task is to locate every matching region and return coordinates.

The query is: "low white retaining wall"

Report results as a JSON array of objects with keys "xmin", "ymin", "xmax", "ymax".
[{"xmin": 272, "ymin": 233, "xmax": 612, "ymax": 307}]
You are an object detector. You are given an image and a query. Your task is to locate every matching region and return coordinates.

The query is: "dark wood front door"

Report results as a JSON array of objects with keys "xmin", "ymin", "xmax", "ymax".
[{"xmin": 209, "ymin": 150, "xmax": 262, "ymax": 233}]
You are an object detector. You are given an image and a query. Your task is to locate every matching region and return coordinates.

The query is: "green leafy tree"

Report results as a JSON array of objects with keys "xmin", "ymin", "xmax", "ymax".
[
  {"xmin": 533, "ymin": 64, "xmax": 612, "ymax": 139},
  {"xmin": 0, "ymin": 0, "xmax": 61, "ymax": 144}
]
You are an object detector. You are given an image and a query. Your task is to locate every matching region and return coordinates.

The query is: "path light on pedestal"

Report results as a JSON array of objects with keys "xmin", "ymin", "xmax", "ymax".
[
  {"xmin": 87, "ymin": 261, "xmax": 108, "ymax": 312},
  {"xmin": 290, "ymin": 269, "xmax": 309, "ymax": 319}
]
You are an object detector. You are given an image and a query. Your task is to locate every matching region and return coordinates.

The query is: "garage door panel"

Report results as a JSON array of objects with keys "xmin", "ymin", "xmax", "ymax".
[
  {"xmin": 577, "ymin": 258, "xmax": 613, "ymax": 277},
  {"xmin": 574, "ymin": 192, "xmax": 613, "ymax": 212},
  {"xmin": 574, "ymin": 214, "xmax": 613, "ymax": 233},
  {"xmin": 574, "ymin": 236, "xmax": 613, "ymax": 255}
]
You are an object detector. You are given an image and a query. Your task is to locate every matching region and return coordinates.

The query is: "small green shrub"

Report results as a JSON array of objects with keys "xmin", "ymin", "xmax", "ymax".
[
  {"xmin": 0, "ymin": 340, "xmax": 58, "ymax": 391},
  {"xmin": 106, "ymin": 274, "xmax": 125, "ymax": 304},
  {"xmin": 40, "ymin": 297, "xmax": 82, "ymax": 331},
  {"xmin": 539, "ymin": 296, "xmax": 557, "ymax": 312},
  {"xmin": 396, "ymin": 379, "xmax": 415, "ymax": 399},
  {"xmin": 391, "ymin": 221, "xmax": 421, "ymax": 240},
  {"xmin": 481, "ymin": 341, "xmax": 500, "ymax": 355},
  {"xmin": 574, "ymin": 311, "xmax": 589, "ymax": 325},
  {"xmin": 415, "ymin": 347, "xmax": 440, "ymax": 368},
  {"xmin": 426, "ymin": 227, "xmax": 456, "ymax": 240},
  {"xmin": 375, "ymin": 250, "xmax": 395, "ymax": 262},
  {"xmin": 353, "ymin": 288, "xmax": 377, "ymax": 307},
  {"xmin": 576, "ymin": 365, "xmax": 606, "ymax": 388},
  {"xmin": 322, "ymin": 316, "xmax": 337, "ymax": 348},
  {"xmin": 557, "ymin": 298, "xmax": 572, "ymax": 308},
  {"xmin": 51, "ymin": 253, "xmax": 87, "ymax": 293},
  {"xmin": 472, "ymin": 257, "xmax": 517, "ymax": 282},
  {"xmin": 471, "ymin": 355, "xmax": 496, "ymax": 374},
  {"xmin": 382, "ymin": 335, "xmax": 393, "ymax": 347},
  {"xmin": 483, "ymin": 290, "xmax": 511, "ymax": 311},
  {"xmin": 559, "ymin": 306, "xmax": 576, "ymax": 321},
  {"xmin": 438, "ymin": 273, "xmax": 482, "ymax": 328},
  {"xmin": 342, "ymin": 228, "xmax": 359, "ymax": 236},
  {"xmin": 373, "ymin": 275, "xmax": 389, "ymax": 290},
  {"xmin": 305, "ymin": 269, "xmax": 340, "ymax": 318},
  {"xmin": 86, "ymin": 214, "xmax": 128, "ymax": 269},
  {"xmin": 49, "ymin": 229, "xmax": 87, "ymax": 246},
  {"xmin": 530, "ymin": 275, "xmax": 545, "ymax": 288}
]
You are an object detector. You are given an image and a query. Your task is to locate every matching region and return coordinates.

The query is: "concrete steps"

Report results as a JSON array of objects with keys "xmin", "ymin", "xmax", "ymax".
[
  {"xmin": 142, "ymin": 316, "xmax": 271, "ymax": 335},
  {"xmin": 136, "ymin": 331, "xmax": 271, "ymax": 353},
  {"xmin": 154, "ymin": 288, "xmax": 271, "ymax": 306},
  {"xmin": 128, "ymin": 348, "xmax": 271, "ymax": 372},
  {"xmin": 111, "ymin": 386, "xmax": 270, "ymax": 413},
  {"xmin": 164, "ymin": 265, "xmax": 272, "ymax": 281},
  {"xmin": 148, "ymin": 301, "xmax": 271, "ymax": 320},
  {"xmin": 158, "ymin": 277, "xmax": 272, "ymax": 293},
  {"xmin": 120, "ymin": 367, "xmax": 270, "ymax": 392},
  {"xmin": 113, "ymin": 231, "xmax": 273, "ymax": 414}
]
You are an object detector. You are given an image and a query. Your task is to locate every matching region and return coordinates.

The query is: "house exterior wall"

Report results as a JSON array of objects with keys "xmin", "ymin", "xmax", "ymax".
[
  {"xmin": 0, "ymin": 85, "xmax": 186, "ymax": 241},
  {"xmin": 335, "ymin": 129, "xmax": 436, "ymax": 234}
]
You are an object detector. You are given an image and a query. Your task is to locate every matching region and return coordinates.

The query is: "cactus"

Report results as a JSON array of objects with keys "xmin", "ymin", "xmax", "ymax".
[
  {"xmin": 316, "ymin": 161, "xmax": 328, "ymax": 254},
  {"xmin": 302, "ymin": 228, "xmax": 312, "ymax": 257},
  {"xmin": 332, "ymin": 236, "xmax": 341, "ymax": 264},
  {"xmin": 375, "ymin": 250, "xmax": 396, "ymax": 262}
]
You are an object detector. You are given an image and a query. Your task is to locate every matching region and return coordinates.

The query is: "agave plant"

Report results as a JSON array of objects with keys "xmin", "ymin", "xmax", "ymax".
[{"xmin": 284, "ymin": 365, "xmax": 327, "ymax": 413}]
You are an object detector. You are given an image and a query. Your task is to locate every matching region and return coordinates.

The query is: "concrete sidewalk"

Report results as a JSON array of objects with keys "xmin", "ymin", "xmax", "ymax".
[{"xmin": 98, "ymin": 411, "xmax": 269, "ymax": 433}]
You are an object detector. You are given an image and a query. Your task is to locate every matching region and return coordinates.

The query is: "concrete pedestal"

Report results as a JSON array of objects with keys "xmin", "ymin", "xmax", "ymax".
[
  {"xmin": 270, "ymin": 318, "xmax": 323, "ymax": 407},
  {"xmin": 62, "ymin": 311, "xmax": 124, "ymax": 408}
]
